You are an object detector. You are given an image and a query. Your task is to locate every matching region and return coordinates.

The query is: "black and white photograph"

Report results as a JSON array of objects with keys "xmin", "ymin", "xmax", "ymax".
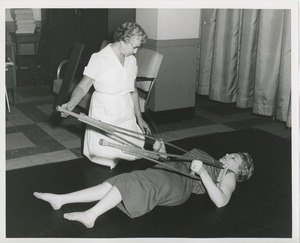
[{"xmin": 1, "ymin": 0, "xmax": 299, "ymax": 242}]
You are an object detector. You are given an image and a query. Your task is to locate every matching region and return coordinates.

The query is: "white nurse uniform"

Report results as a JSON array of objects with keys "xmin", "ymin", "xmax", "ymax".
[{"xmin": 82, "ymin": 44, "xmax": 145, "ymax": 168}]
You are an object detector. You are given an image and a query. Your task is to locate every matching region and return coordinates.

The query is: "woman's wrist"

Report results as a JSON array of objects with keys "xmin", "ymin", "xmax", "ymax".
[
  {"xmin": 69, "ymin": 87, "xmax": 84, "ymax": 108},
  {"xmin": 198, "ymin": 167, "xmax": 207, "ymax": 177}
]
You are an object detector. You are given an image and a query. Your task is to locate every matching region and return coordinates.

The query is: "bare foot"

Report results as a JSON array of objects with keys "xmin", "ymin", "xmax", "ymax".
[
  {"xmin": 63, "ymin": 212, "xmax": 95, "ymax": 228},
  {"xmin": 33, "ymin": 192, "xmax": 63, "ymax": 210}
]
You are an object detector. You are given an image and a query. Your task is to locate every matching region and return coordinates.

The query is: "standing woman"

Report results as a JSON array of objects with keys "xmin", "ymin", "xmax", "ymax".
[{"xmin": 60, "ymin": 22, "xmax": 151, "ymax": 169}]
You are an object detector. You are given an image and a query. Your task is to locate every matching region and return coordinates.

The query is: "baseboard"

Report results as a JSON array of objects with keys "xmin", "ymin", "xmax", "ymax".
[{"xmin": 148, "ymin": 106, "xmax": 195, "ymax": 124}]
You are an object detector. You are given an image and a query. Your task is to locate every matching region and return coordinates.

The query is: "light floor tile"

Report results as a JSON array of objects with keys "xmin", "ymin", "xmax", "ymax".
[
  {"xmin": 6, "ymin": 132, "xmax": 36, "ymax": 150},
  {"xmin": 6, "ymin": 150, "xmax": 80, "ymax": 171},
  {"xmin": 37, "ymin": 122, "xmax": 82, "ymax": 149},
  {"xmin": 155, "ymin": 124, "xmax": 234, "ymax": 142},
  {"xmin": 6, "ymin": 106, "xmax": 34, "ymax": 127},
  {"xmin": 254, "ymin": 122, "xmax": 291, "ymax": 139}
]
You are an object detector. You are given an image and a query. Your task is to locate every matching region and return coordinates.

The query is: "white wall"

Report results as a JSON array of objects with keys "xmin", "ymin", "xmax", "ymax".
[
  {"xmin": 157, "ymin": 9, "xmax": 200, "ymax": 40},
  {"xmin": 136, "ymin": 9, "xmax": 159, "ymax": 39},
  {"xmin": 136, "ymin": 9, "xmax": 200, "ymax": 40}
]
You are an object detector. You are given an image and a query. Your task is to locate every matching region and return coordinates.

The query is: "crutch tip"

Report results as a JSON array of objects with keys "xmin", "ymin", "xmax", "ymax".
[{"xmin": 99, "ymin": 139, "xmax": 108, "ymax": 146}]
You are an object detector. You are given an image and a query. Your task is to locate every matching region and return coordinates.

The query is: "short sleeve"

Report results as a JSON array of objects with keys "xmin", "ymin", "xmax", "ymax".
[{"xmin": 83, "ymin": 53, "xmax": 100, "ymax": 80}]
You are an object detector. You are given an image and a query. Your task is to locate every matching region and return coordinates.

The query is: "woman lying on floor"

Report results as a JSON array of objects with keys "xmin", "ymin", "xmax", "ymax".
[{"xmin": 33, "ymin": 141, "xmax": 254, "ymax": 228}]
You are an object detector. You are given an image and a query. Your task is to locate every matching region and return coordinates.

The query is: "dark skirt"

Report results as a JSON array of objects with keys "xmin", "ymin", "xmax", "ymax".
[{"xmin": 106, "ymin": 162, "xmax": 193, "ymax": 218}]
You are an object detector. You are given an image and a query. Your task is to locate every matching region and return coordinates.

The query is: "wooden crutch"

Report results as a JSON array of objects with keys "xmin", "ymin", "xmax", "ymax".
[
  {"xmin": 56, "ymin": 106, "xmax": 143, "ymax": 148},
  {"xmin": 56, "ymin": 105, "xmax": 187, "ymax": 152},
  {"xmin": 56, "ymin": 106, "xmax": 224, "ymax": 169},
  {"xmin": 99, "ymin": 139, "xmax": 202, "ymax": 181}
]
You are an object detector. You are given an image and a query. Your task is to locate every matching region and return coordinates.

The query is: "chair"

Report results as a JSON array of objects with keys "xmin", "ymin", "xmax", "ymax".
[
  {"xmin": 100, "ymin": 39, "xmax": 109, "ymax": 50},
  {"xmin": 135, "ymin": 48, "xmax": 163, "ymax": 133},
  {"xmin": 5, "ymin": 51, "xmax": 16, "ymax": 112},
  {"xmin": 5, "ymin": 57, "xmax": 14, "ymax": 113},
  {"xmin": 52, "ymin": 42, "xmax": 85, "ymax": 123},
  {"xmin": 53, "ymin": 40, "xmax": 109, "ymax": 110}
]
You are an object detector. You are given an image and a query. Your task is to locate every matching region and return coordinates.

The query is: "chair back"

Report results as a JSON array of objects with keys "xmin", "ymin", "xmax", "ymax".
[
  {"xmin": 53, "ymin": 42, "xmax": 85, "ymax": 108},
  {"xmin": 100, "ymin": 40, "xmax": 109, "ymax": 50},
  {"xmin": 135, "ymin": 48, "xmax": 163, "ymax": 116},
  {"xmin": 135, "ymin": 48, "xmax": 163, "ymax": 92}
]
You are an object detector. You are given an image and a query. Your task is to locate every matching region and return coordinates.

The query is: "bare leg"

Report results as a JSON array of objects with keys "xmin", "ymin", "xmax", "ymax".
[
  {"xmin": 63, "ymin": 185, "xmax": 122, "ymax": 228},
  {"xmin": 33, "ymin": 182, "xmax": 113, "ymax": 210}
]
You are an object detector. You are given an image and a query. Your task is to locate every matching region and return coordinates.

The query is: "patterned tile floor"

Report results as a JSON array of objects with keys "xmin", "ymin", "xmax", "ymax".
[{"xmin": 5, "ymin": 85, "xmax": 291, "ymax": 171}]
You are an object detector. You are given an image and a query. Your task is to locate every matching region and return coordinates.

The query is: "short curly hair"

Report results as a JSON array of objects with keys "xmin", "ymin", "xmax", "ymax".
[
  {"xmin": 113, "ymin": 22, "xmax": 147, "ymax": 44},
  {"xmin": 235, "ymin": 152, "xmax": 254, "ymax": 182}
]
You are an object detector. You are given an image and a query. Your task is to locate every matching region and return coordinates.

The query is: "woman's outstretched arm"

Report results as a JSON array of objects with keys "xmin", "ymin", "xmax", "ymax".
[
  {"xmin": 60, "ymin": 75, "xmax": 94, "ymax": 117},
  {"xmin": 191, "ymin": 160, "xmax": 236, "ymax": 208}
]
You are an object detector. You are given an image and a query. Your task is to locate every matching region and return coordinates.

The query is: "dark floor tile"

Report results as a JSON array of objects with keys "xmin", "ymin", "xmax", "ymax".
[
  {"xmin": 69, "ymin": 147, "xmax": 83, "ymax": 158},
  {"xmin": 200, "ymin": 103, "xmax": 252, "ymax": 116},
  {"xmin": 224, "ymin": 117, "xmax": 274, "ymax": 129},
  {"xmin": 6, "ymin": 124, "xmax": 66, "ymax": 160},
  {"xmin": 16, "ymin": 99, "xmax": 54, "ymax": 123}
]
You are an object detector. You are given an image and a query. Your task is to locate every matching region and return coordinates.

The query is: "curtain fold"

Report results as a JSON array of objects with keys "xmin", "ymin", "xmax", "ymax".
[
  {"xmin": 198, "ymin": 9, "xmax": 217, "ymax": 95},
  {"xmin": 276, "ymin": 10, "xmax": 291, "ymax": 123},
  {"xmin": 209, "ymin": 9, "xmax": 242, "ymax": 102},
  {"xmin": 253, "ymin": 10, "xmax": 285, "ymax": 116},
  {"xmin": 197, "ymin": 9, "xmax": 291, "ymax": 127},
  {"xmin": 236, "ymin": 9, "xmax": 259, "ymax": 108}
]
